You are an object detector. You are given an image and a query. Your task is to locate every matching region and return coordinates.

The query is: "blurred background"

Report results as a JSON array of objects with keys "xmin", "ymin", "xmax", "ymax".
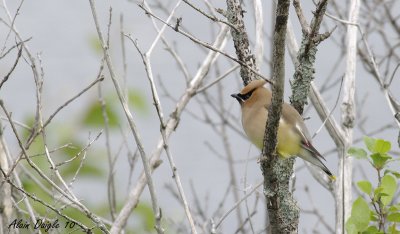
[{"xmin": 0, "ymin": 0, "xmax": 399, "ymax": 233}]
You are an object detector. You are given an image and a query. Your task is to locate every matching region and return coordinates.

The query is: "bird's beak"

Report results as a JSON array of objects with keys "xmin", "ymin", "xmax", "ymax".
[{"xmin": 231, "ymin": 93, "xmax": 243, "ymax": 104}]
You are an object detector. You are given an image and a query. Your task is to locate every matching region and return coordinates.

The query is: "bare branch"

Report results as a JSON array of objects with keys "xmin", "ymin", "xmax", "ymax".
[
  {"xmin": 182, "ymin": 0, "xmax": 237, "ymax": 30},
  {"xmin": 88, "ymin": 0, "xmax": 164, "ymax": 232},
  {"xmin": 293, "ymin": 0, "xmax": 310, "ymax": 34},
  {"xmin": 213, "ymin": 181, "xmax": 263, "ymax": 230},
  {"xmin": 253, "ymin": 0, "xmax": 264, "ymax": 69},
  {"xmin": 336, "ymin": 1, "xmax": 360, "ymax": 232},
  {"xmin": 137, "ymin": 2, "xmax": 272, "ymax": 84},
  {"xmin": 225, "ymin": 0, "xmax": 259, "ymax": 85},
  {"xmin": 0, "ymin": 45, "xmax": 22, "ymax": 89},
  {"xmin": 260, "ymin": 0, "xmax": 299, "ymax": 232},
  {"xmin": 290, "ymin": 0, "xmax": 330, "ymax": 114},
  {"xmin": 110, "ymin": 24, "xmax": 230, "ymax": 234},
  {"xmin": 126, "ymin": 33, "xmax": 198, "ymax": 234}
]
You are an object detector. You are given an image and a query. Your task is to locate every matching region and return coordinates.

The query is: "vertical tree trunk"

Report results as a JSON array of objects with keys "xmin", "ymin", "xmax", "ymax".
[
  {"xmin": 261, "ymin": 0, "xmax": 299, "ymax": 233},
  {"xmin": 336, "ymin": 0, "xmax": 360, "ymax": 233}
]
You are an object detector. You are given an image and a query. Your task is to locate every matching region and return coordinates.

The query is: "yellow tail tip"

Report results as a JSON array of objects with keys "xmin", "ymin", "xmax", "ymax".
[{"xmin": 329, "ymin": 175, "xmax": 337, "ymax": 181}]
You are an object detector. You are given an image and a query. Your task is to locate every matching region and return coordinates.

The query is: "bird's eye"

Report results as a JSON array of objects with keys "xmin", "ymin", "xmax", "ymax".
[{"xmin": 239, "ymin": 89, "xmax": 255, "ymax": 101}]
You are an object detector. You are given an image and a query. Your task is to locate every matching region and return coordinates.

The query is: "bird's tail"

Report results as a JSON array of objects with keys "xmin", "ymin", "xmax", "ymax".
[{"xmin": 298, "ymin": 147, "xmax": 336, "ymax": 181}]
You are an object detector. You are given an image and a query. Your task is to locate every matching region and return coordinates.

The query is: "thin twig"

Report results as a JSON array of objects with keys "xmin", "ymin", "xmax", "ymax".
[
  {"xmin": 0, "ymin": 170, "xmax": 90, "ymax": 233},
  {"xmin": 0, "ymin": 101, "xmax": 110, "ymax": 233},
  {"xmin": 195, "ymin": 65, "xmax": 239, "ymax": 94},
  {"xmin": 88, "ymin": 0, "xmax": 164, "ymax": 232},
  {"xmin": 312, "ymin": 76, "xmax": 345, "ymax": 139},
  {"xmin": 217, "ymin": 81, "xmax": 245, "ymax": 232},
  {"xmin": 44, "ymin": 77, "xmax": 104, "ymax": 128},
  {"xmin": 137, "ymin": 3, "xmax": 272, "ymax": 85},
  {"xmin": 0, "ymin": 45, "xmax": 22, "ymax": 89},
  {"xmin": 126, "ymin": 32, "xmax": 198, "ymax": 234},
  {"xmin": 182, "ymin": 0, "xmax": 238, "ymax": 30},
  {"xmin": 214, "ymin": 181, "xmax": 263, "ymax": 229},
  {"xmin": 110, "ymin": 24, "xmax": 230, "ymax": 234}
]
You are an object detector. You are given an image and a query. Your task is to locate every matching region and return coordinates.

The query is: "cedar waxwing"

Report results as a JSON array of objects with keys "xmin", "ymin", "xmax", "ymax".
[{"xmin": 231, "ymin": 79, "xmax": 335, "ymax": 180}]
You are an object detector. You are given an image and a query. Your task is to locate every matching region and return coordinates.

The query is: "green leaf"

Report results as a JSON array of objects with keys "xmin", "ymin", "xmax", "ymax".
[
  {"xmin": 387, "ymin": 213, "xmax": 400, "ymax": 222},
  {"xmin": 363, "ymin": 226, "xmax": 382, "ymax": 234},
  {"xmin": 82, "ymin": 100, "xmax": 119, "ymax": 128},
  {"xmin": 364, "ymin": 136, "xmax": 376, "ymax": 153},
  {"xmin": 381, "ymin": 174, "xmax": 397, "ymax": 206},
  {"xmin": 363, "ymin": 136, "xmax": 391, "ymax": 154},
  {"xmin": 88, "ymin": 35, "xmax": 102, "ymax": 54},
  {"xmin": 374, "ymin": 139, "xmax": 391, "ymax": 154},
  {"xmin": 128, "ymin": 89, "xmax": 148, "ymax": 113},
  {"xmin": 373, "ymin": 187, "xmax": 384, "ymax": 202},
  {"xmin": 346, "ymin": 220, "xmax": 357, "ymax": 234},
  {"xmin": 348, "ymin": 147, "xmax": 368, "ymax": 159},
  {"xmin": 388, "ymin": 224, "xmax": 400, "ymax": 234},
  {"xmin": 22, "ymin": 115, "xmax": 36, "ymax": 139},
  {"xmin": 346, "ymin": 197, "xmax": 370, "ymax": 233},
  {"xmin": 60, "ymin": 140, "xmax": 83, "ymax": 158},
  {"xmin": 385, "ymin": 170, "xmax": 400, "ymax": 179},
  {"xmin": 357, "ymin": 181, "xmax": 373, "ymax": 195},
  {"xmin": 135, "ymin": 203, "xmax": 155, "ymax": 231},
  {"xmin": 26, "ymin": 136, "xmax": 46, "ymax": 156},
  {"xmin": 370, "ymin": 211, "xmax": 379, "ymax": 221},
  {"xmin": 370, "ymin": 153, "xmax": 391, "ymax": 170},
  {"xmin": 389, "ymin": 204, "xmax": 400, "ymax": 212},
  {"xmin": 61, "ymin": 156, "xmax": 104, "ymax": 178}
]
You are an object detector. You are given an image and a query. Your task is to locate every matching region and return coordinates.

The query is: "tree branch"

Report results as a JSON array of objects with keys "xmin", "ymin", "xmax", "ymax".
[
  {"xmin": 225, "ymin": 0, "xmax": 259, "ymax": 85},
  {"xmin": 261, "ymin": 0, "xmax": 299, "ymax": 233},
  {"xmin": 109, "ymin": 25, "xmax": 230, "ymax": 234},
  {"xmin": 88, "ymin": 1, "xmax": 163, "ymax": 232},
  {"xmin": 337, "ymin": 1, "xmax": 360, "ymax": 233},
  {"xmin": 290, "ymin": 0, "xmax": 330, "ymax": 114}
]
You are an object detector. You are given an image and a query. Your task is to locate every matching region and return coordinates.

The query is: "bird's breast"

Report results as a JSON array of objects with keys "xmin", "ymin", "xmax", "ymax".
[
  {"xmin": 241, "ymin": 106, "xmax": 267, "ymax": 150},
  {"xmin": 241, "ymin": 107, "xmax": 301, "ymax": 158}
]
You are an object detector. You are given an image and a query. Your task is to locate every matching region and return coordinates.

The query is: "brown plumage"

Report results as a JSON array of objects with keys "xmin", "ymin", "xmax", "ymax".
[{"xmin": 231, "ymin": 79, "xmax": 335, "ymax": 180}]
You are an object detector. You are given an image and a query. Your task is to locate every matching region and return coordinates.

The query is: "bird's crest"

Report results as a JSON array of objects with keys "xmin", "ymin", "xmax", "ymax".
[{"xmin": 240, "ymin": 79, "xmax": 267, "ymax": 95}]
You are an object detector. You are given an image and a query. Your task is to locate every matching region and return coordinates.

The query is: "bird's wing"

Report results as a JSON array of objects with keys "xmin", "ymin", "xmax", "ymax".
[
  {"xmin": 281, "ymin": 103, "xmax": 327, "ymax": 160},
  {"xmin": 300, "ymin": 138, "xmax": 326, "ymax": 161}
]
